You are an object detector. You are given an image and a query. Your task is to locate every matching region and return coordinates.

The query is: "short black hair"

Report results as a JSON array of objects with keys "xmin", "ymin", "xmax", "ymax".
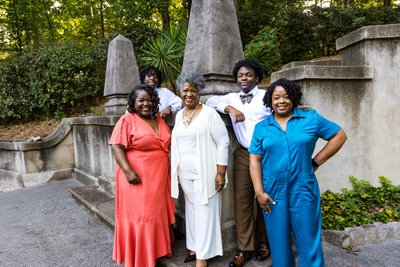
[
  {"xmin": 139, "ymin": 66, "xmax": 163, "ymax": 87},
  {"xmin": 127, "ymin": 84, "xmax": 160, "ymax": 119},
  {"xmin": 232, "ymin": 59, "xmax": 264, "ymax": 83},
  {"xmin": 263, "ymin": 78, "xmax": 303, "ymax": 109}
]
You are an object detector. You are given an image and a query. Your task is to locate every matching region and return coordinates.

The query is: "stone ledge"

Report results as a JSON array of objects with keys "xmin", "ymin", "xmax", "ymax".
[
  {"xmin": 282, "ymin": 59, "xmax": 342, "ymax": 70},
  {"xmin": 272, "ymin": 65, "xmax": 373, "ymax": 82},
  {"xmin": 336, "ymin": 24, "xmax": 400, "ymax": 51},
  {"xmin": 0, "ymin": 115, "xmax": 120, "ymax": 151},
  {"xmin": 323, "ymin": 221, "xmax": 400, "ymax": 248}
]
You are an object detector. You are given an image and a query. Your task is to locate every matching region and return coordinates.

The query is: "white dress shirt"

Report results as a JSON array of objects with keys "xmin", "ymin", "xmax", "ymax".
[
  {"xmin": 206, "ymin": 86, "xmax": 271, "ymax": 149},
  {"xmin": 156, "ymin": 87, "xmax": 182, "ymax": 112}
]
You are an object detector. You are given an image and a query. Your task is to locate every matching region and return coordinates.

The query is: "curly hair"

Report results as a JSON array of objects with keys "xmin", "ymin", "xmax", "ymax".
[
  {"xmin": 127, "ymin": 84, "xmax": 160, "ymax": 119},
  {"xmin": 232, "ymin": 58, "xmax": 264, "ymax": 83},
  {"xmin": 176, "ymin": 71, "xmax": 206, "ymax": 92},
  {"xmin": 263, "ymin": 78, "xmax": 303, "ymax": 109},
  {"xmin": 139, "ymin": 66, "xmax": 163, "ymax": 87}
]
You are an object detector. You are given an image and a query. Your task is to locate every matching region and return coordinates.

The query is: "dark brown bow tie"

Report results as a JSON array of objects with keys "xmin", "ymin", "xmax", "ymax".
[{"xmin": 240, "ymin": 93, "xmax": 253, "ymax": 104}]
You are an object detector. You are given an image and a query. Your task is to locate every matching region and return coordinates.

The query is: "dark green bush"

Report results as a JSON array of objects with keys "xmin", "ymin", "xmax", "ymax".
[
  {"xmin": 238, "ymin": 5, "xmax": 400, "ymax": 65},
  {"xmin": 321, "ymin": 176, "xmax": 400, "ymax": 230},
  {"xmin": 0, "ymin": 41, "xmax": 107, "ymax": 124},
  {"xmin": 244, "ymin": 26, "xmax": 281, "ymax": 76}
]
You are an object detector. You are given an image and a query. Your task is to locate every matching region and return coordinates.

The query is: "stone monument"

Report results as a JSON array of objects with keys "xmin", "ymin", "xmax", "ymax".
[
  {"xmin": 104, "ymin": 34, "xmax": 140, "ymax": 115},
  {"xmin": 182, "ymin": 0, "xmax": 244, "ymax": 98}
]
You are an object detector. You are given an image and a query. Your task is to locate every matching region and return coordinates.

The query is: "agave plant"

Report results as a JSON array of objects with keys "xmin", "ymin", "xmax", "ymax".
[{"xmin": 140, "ymin": 23, "xmax": 187, "ymax": 93}]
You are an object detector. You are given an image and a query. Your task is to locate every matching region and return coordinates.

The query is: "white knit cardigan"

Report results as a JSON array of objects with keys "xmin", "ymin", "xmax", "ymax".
[{"xmin": 171, "ymin": 105, "xmax": 230, "ymax": 205}]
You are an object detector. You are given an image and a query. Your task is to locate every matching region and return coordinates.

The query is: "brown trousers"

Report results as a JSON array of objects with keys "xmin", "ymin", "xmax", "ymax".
[{"xmin": 233, "ymin": 146, "xmax": 268, "ymax": 251}]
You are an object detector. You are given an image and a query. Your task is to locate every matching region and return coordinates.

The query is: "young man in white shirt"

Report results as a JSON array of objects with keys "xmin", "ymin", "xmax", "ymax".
[
  {"xmin": 206, "ymin": 59, "xmax": 271, "ymax": 267},
  {"xmin": 140, "ymin": 66, "xmax": 182, "ymax": 118}
]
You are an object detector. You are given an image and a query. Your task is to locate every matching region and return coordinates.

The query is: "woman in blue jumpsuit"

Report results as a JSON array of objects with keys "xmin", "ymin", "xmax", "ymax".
[{"xmin": 249, "ymin": 78, "xmax": 347, "ymax": 267}]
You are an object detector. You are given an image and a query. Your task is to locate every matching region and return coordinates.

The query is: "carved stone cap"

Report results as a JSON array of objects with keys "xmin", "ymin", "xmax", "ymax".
[{"xmin": 336, "ymin": 24, "xmax": 400, "ymax": 51}]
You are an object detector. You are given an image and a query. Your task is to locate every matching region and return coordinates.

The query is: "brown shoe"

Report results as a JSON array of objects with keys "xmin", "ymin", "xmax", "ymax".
[
  {"xmin": 229, "ymin": 251, "xmax": 252, "ymax": 267},
  {"xmin": 256, "ymin": 242, "xmax": 270, "ymax": 261}
]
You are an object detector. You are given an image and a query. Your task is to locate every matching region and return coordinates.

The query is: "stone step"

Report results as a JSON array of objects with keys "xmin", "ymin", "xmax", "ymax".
[
  {"xmin": 69, "ymin": 184, "xmax": 400, "ymax": 267},
  {"xmin": 68, "ymin": 185, "xmax": 271, "ymax": 266},
  {"xmin": 69, "ymin": 185, "xmax": 115, "ymax": 229}
]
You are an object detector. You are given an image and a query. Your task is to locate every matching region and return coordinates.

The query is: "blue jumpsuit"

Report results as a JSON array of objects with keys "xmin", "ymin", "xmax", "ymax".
[{"xmin": 249, "ymin": 108, "xmax": 341, "ymax": 267}]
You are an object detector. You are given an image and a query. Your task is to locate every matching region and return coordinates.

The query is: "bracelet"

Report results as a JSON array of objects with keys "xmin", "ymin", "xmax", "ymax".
[
  {"xmin": 312, "ymin": 158, "xmax": 320, "ymax": 168},
  {"xmin": 255, "ymin": 192, "xmax": 265, "ymax": 200}
]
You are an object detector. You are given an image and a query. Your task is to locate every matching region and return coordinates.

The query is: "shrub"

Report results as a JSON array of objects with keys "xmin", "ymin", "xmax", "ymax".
[
  {"xmin": 0, "ymin": 41, "xmax": 107, "ymax": 124},
  {"xmin": 239, "ymin": 5, "xmax": 400, "ymax": 64},
  {"xmin": 321, "ymin": 176, "xmax": 400, "ymax": 230},
  {"xmin": 244, "ymin": 26, "xmax": 281, "ymax": 76}
]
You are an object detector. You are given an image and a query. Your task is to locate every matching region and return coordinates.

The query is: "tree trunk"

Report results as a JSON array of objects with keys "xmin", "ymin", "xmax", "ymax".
[
  {"xmin": 159, "ymin": 0, "xmax": 170, "ymax": 29},
  {"xmin": 10, "ymin": 0, "xmax": 23, "ymax": 53},
  {"xmin": 41, "ymin": 0, "xmax": 55, "ymax": 44},
  {"xmin": 99, "ymin": 0, "xmax": 105, "ymax": 38}
]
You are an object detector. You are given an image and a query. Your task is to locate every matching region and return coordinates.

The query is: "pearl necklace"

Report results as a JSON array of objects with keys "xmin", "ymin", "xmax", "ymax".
[{"xmin": 183, "ymin": 103, "xmax": 201, "ymax": 127}]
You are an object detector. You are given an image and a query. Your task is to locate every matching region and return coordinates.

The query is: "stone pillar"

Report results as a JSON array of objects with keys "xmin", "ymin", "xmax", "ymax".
[
  {"xmin": 182, "ymin": 0, "xmax": 244, "ymax": 97},
  {"xmin": 104, "ymin": 35, "xmax": 140, "ymax": 115}
]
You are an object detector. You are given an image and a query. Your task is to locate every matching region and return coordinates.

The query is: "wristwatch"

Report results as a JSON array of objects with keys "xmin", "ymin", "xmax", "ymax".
[{"xmin": 312, "ymin": 158, "xmax": 320, "ymax": 168}]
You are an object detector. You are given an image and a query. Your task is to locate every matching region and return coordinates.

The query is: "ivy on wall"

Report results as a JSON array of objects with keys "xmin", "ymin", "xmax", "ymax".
[{"xmin": 321, "ymin": 176, "xmax": 400, "ymax": 230}]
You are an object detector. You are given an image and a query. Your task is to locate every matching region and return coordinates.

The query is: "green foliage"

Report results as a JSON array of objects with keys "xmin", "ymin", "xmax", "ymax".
[
  {"xmin": 238, "ymin": 4, "xmax": 400, "ymax": 65},
  {"xmin": 139, "ymin": 22, "xmax": 187, "ymax": 91},
  {"xmin": 0, "ymin": 0, "xmax": 190, "ymax": 55},
  {"xmin": 236, "ymin": 0, "xmax": 305, "ymax": 46},
  {"xmin": 244, "ymin": 26, "xmax": 281, "ymax": 76},
  {"xmin": 275, "ymin": 8, "xmax": 318, "ymax": 63},
  {"xmin": 0, "ymin": 41, "xmax": 107, "ymax": 123},
  {"xmin": 118, "ymin": 23, "xmax": 160, "ymax": 54},
  {"xmin": 321, "ymin": 176, "xmax": 400, "ymax": 230}
]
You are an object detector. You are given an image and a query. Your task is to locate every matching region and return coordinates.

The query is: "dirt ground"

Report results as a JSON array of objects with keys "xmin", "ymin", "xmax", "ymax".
[
  {"xmin": 0, "ymin": 119, "xmax": 62, "ymax": 141},
  {"xmin": 0, "ymin": 97, "xmax": 106, "ymax": 141}
]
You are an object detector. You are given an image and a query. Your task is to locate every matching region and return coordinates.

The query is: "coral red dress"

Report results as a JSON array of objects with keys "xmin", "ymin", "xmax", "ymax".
[{"xmin": 109, "ymin": 113, "xmax": 175, "ymax": 267}]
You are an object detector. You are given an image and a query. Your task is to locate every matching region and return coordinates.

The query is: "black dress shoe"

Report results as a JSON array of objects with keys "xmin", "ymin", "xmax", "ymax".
[
  {"xmin": 184, "ymin": 253, "xmax": 196, "ymax": 263},
  {"xmin": 256, "ymin": 242, "xmax": 270, "ymax": 261}
]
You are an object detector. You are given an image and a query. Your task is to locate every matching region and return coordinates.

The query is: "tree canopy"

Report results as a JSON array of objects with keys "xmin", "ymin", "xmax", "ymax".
[{"xmin": 0, "ymin": 0, "xmax": 191, "ymax": 56}]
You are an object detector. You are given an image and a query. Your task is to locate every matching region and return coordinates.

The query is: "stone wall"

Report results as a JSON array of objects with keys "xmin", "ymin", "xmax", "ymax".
[
  {"xmin": 0, "ymin": 116, "xmax": 119, "ymax": 192},
  {"xmin": 272, "ymin": 24, "xmax": 400, "ymax": 192}
]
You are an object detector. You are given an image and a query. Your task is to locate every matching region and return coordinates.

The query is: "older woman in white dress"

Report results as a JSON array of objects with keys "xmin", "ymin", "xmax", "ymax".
[{"xmin": 171, "ymin": 71, "xmax": 230, "ymax": 267}]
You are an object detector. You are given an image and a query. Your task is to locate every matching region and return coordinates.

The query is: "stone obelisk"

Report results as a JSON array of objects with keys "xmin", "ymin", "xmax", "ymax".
[
  {"xmin": 182, "ymin": 0, "xmax": 244, "ymax": 98},
  {"xmin": 104, "ymin": 34, "xmax": 140, "ymax": 115}
]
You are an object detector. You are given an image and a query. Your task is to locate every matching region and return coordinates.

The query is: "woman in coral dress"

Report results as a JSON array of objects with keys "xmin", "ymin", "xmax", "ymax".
[{"xmin": 109, "ymin": 84, "xmax": 176, "ymax": 267}]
